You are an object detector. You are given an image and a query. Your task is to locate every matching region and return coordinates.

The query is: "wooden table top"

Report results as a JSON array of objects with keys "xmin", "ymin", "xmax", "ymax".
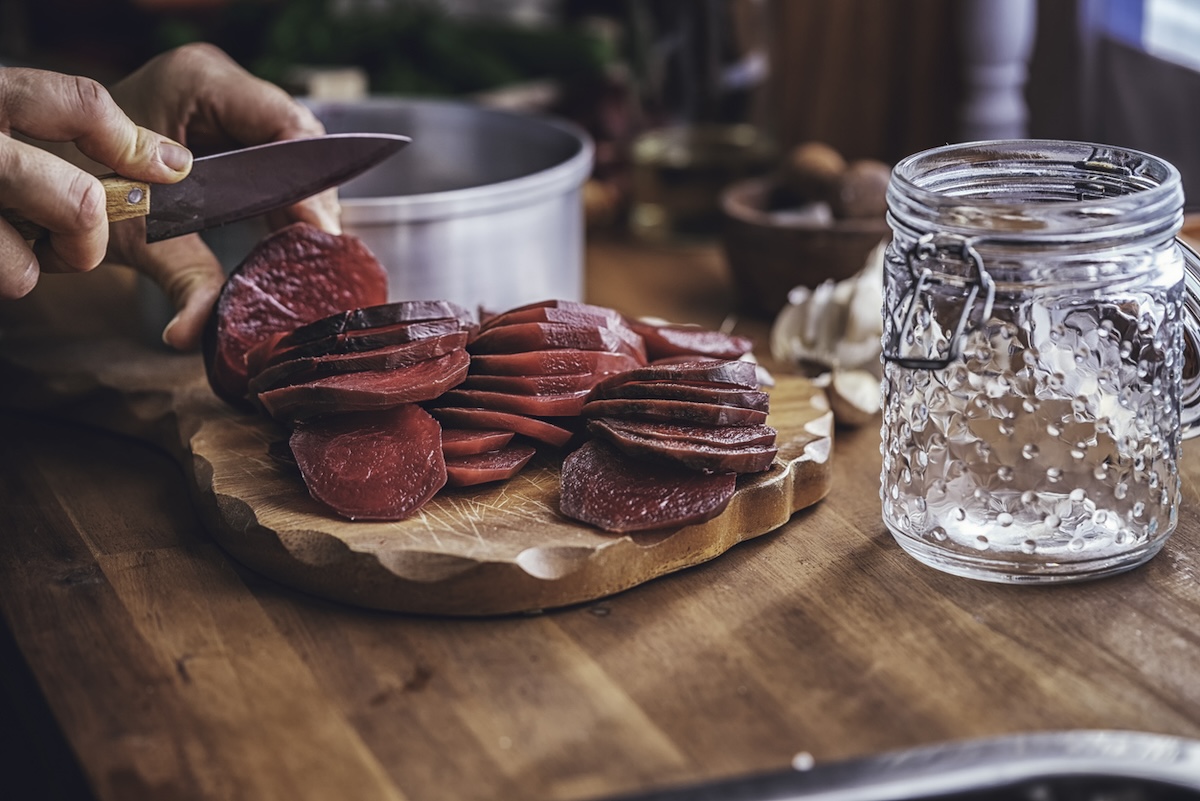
[{"xmin": 2, "ymin": 234, "xmax": 1200, "ymax": 801}]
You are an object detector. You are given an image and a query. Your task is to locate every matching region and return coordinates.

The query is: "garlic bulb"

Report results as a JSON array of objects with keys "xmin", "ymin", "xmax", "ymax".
[{"xmin": 769, "ymin": 240, "xmax": 885, "ymax": 374}]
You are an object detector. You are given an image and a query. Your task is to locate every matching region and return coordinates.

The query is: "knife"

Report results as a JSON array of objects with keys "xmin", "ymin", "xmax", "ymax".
[{"xmin": 2, "ymin": 132, "xmax": 410, "ymax": 243}]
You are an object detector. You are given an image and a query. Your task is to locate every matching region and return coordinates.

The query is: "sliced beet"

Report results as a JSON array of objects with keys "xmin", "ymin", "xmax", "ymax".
[
  {"xmin": 438, "ymin": 388, "xmax": 590, "ymax": 417},
  {"xmin": 261, "ymin": 317, "xmax": 468, "ymax": 368},
  {"xmin": 441, "ymin": 428, "xmax": 516, "ymax": 457},
  {"xmin": 445, "ymin": 444, "xmax": 538, "ymax": 487},
  {"xmin": 431, "ymin": 407, "xmax": 576, "ymax": 448},
  {"xmin": 582, "ymin": 398, "xmax": 768, "ymax": 427},
  {"xmin": 588, "ymin": 421, "xmax": 777, "ymax": 474},
  {"xmin": 481, "ymin": 298, "xmax": 621, "ymax": 323},
  {"xmin": 589, "ymin": 417, "xmax": 778, "ymax": 449},
  {"xmin": 468, "ymin": 349, "xmax": 642, "ymax": 377},
  {"xmin": 626, "ymin": 319, "xmax": 753, "ymax": 361},
  {"xmin": 586, "ymin": 380, "xmax": 769, "ymax": 411},
  {"xmin": 461, "ymin": 371, "xmax": 601, "ymax": 395},
  {"xmin": 589, "ymin": 359, "xmax": 759, "ymax": 394},
  {"xmin": 243, "ymin": 332, "xmax": 288, "ymax": 378},
  {"xmin": 290, "ymin": 404, "xmax": 446, "ymax": 521},
  {"xmin": 258, "ymin": 349, "xmax": 470, "ymax": 421},
  {"xmin": 468, "ymin": 322, "xmax": 647, "ymax": 364},
  {"xmin": 559, "ymin": 440, "xmax": 736, "ymax": 533},
  {"xmin": 248, "ymin": 332, "xmax": 469, "ymax": 395},
  {"xmin": 650, "ymin": 355, "xmax": 721, "ymax": 365},
  {"xmin": 203, "ymin": 223, "xmax": 388, "ymax": 407},
  {"xmin": 478, "ymin": 304, "xmax": 626, "ymax": 333},
  {"xmin": 281, "ymin": 300, "xmax": 475, "ymax": 347}
]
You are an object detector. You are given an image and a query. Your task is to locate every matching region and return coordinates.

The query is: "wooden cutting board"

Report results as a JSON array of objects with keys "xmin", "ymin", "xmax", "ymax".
[{"xmin": 0, "ymin": 336, "xmax": 833, "ymax": 615}]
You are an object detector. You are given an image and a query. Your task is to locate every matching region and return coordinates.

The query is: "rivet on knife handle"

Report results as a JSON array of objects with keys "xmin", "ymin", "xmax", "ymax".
[{"xmin": 1, "ymin": 175, "xmax": 151, "ymax": 242}]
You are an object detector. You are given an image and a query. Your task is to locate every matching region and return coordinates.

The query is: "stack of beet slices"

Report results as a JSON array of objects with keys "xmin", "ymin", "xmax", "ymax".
[
  {"xmin": 204, "ymin": 225, "xmax": 482, "ymax": 521},
  {"xmin": 246, "ymin": 300, "xmax": 486, "ymax": 519},
  {"xmin": 203, "ymin": 223, "xmax": 389, "ymax": 408},
  {"xmin": 559, "ymin": 359, "xmax": 778, "ymax": 533},
  {"xmin": 245, "ymin": 300, "xmax": 476, "ymax": 422},
  {"xmin": 203, "ymin": 225, "xmax": 777, "ymax": 528},
  {"xmin": 429, "ymin": 300, "xmax": 650, "ymax": 450}
]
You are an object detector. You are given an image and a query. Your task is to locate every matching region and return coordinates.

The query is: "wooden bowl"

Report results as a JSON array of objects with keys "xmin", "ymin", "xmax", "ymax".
[{"xmin": 719, "ymin": 176, "xmax": 889, "ymax": 317}]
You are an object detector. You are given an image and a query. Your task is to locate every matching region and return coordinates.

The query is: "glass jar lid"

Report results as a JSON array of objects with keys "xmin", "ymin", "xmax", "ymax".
[{"xmin": 887, "ymin": 139, "xmax": 1184, "ymax": 247}]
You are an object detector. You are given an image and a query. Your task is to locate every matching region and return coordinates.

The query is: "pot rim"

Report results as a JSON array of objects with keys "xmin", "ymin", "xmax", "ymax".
[{"xmin": 306, "ymin": 97, "xmax": 594, "ymax": 225}]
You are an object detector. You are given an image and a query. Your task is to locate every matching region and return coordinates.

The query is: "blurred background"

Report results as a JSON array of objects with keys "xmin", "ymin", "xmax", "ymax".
[{"xmin": 2, "ymin": 0, "xmax": 1196, "ymax": 230}]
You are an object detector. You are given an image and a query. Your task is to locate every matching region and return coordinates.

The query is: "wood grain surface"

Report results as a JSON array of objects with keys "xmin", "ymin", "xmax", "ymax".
[
  {"xmin": 1, "ymin": 238, "xmax": 1200, "ymax": 801},
  {"xmin": 0, "ymin": 336, "xmax": 832, "ymax": 616}
]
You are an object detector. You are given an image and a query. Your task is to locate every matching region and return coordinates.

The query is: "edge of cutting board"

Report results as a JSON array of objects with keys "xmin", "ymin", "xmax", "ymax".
[{"xmin": 0, "ymin": 336, "xmax": 834, "ymax": 615}]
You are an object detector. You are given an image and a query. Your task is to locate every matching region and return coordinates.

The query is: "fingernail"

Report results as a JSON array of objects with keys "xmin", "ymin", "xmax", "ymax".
[
  {"xmin": 16, "ymin": 259, "xmax": 39, "ymax": 297},
  {"xmin": 159, "ymin": 142, "xmax": 193, "ymax": 174},
  {"xmin": 161, "ymin": 314, "xmax": 180, "ymax": 348}
]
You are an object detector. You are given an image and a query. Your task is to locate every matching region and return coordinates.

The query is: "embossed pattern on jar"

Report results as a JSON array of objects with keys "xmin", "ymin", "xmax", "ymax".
[
  {"xmin": 881, "ymin": 275, "xmax": 1183, "ymax": 579},
  {"xmin": 880, "ymin": 140, "xmax": 1197, "ymax": 583}
]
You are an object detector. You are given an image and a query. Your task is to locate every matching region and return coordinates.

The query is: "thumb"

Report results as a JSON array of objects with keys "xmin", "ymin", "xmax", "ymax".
[
  {"xmin": 72, "ymin": 85, "xmax": 194, "ymax": 182},
  {"xmin": 128, "ymin": 233, "xmax": 225, "ymax": 351},
  {"xmin": 12, "ymin": 70, "xmax": 196, "ymax": 183},
  {"xmin": 77, "ymin": 122, "xmax": 193, "ymax": 185}
]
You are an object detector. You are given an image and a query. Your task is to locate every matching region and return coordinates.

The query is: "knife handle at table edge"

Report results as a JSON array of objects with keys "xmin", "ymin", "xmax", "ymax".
[{"xmin": 1, "ymin": 175, "xmax": 151, "ymax": 242}]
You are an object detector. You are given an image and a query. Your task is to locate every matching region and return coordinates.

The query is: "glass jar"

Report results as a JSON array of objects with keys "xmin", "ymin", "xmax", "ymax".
[{"xmin": 881, "ymin": 139, "xmax": 1200, "ymax": 583}]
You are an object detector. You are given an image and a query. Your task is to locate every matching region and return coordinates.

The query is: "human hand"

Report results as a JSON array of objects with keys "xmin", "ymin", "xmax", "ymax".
[
  {"xmin": 104, "ymin": 43, "xmax": 342, "ymax": 350},
  {"xmin": 0, "ymin": 66, "xmax": 193, "ymax": 303}
]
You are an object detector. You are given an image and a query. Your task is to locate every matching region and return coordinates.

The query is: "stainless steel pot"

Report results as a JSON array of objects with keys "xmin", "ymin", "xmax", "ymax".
[{"xmin": 306, "ymin": 97, "xmax": 594, "ymax": 314}]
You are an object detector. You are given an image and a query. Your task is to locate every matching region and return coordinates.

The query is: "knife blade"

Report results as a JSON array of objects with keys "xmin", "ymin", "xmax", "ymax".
[{"xmin": 2, "ymin": 133, "xmax": 410, "ymax": 244}]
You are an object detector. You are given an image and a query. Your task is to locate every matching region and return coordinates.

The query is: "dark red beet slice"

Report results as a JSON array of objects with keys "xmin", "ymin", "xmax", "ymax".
[
  {"xmin": 589, "ymin": 359, "xmax": 759, "ymax": 393},
  {"xmin": 626, "ymin": 319, "xmax": 753, "ymax": 361},
  {"xmin": 468, "ymin": 322, "xmax": 647, "ymax": 364},
  {"xmin": 258, "ymin": 349, "xmax": 470, "ymax": 421},
  {"xmin": 203, "ymin": 223, "xmax": 388, "ymax": 407},
  {"xmin": 589, "ymin": 417, "xmax": 778, "ymax": 449},
  {"xmin": 243, "ymin": 332, "xmax": 289, "ymax": 378},
  {"xmin": 248, "ymin": 332, "xmax": 469, "ymax": 395},
  {"xmin": 582, "ymin": 398, "xmax": 768, "ymax": 427},
  {"xmin": 559, "ymin": 440, "xmax": 736, "ymax": 532},
  {"xmin": 260, "ymin": 317, "xmax": 468, "ymax": 369},
  {"xmin": 586, "ymin": 380, "xmax": 769, "ymax": 411},
  {"xmin": 468, "ymin": 349, "xmax": 642, "ymax": 377},
  {"xmin": 290, "ymin": 404, "xmax": 446, "ymax": 521},
  {"xmin": 445, "ymin": 443, "xmax": 538, "ymax": 487},
  {"xmin": 481, "ymin": 299, "xmax": 621, "ymax": 323},
  {"xmin": 478, "ymin": 304, "xmax": 626, "ymax": 333},
  {"xmin": 588, "ymin": 421, "xmax": 777, "ymax": 474},
  {"xmin": 461, "ymin": 371, "xmax": 601, "ymax": 395},
  {"xmin": 281, "ymin": 300, "xmax": 475, "ymax": 347},
  {"xmin": 431, "ymin": 407, "xmax": 576, "ymax": 448},
  {"xmin": 438, "ymin": 388, "xmax": 590, "ymax": 417},
  {"xmin": 650, "ymin": 355, "xmax": 721, "ymax": 365},
  {"xmin": 441, "ymin": 428, "xmax": 515, "ymax": 457}
]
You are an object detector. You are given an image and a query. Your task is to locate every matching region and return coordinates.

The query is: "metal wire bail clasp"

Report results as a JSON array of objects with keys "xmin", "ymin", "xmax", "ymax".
[{"xmin": 883, "ymin": 232, "xmax": 995, "ymax": 370}]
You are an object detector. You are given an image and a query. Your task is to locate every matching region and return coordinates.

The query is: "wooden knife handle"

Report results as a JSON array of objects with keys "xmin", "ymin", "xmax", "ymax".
[{"xmin": 1, "ymin": 175, "xmax": 151, "ymax": 242}]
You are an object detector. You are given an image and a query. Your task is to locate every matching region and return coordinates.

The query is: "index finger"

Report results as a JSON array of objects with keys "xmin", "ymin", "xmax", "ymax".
[{"xmin": 0, "ymin": 67, "xmax": 192, "ymax": 183}]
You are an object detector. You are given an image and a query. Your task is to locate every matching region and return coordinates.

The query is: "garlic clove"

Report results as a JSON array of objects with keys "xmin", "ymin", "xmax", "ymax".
[{"xmin": 826, "ymin": 368, "xmax": 882, "ymax": 427}]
